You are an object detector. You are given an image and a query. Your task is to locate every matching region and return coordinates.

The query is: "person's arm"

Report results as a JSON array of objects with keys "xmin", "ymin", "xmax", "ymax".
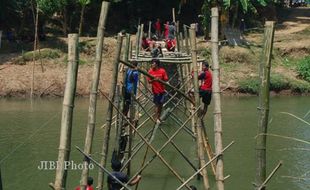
[
  {"xmin": 129, "ymin": 175, "xmax": 142, "ymax": 186},
  {"xmin": 163, "ymin": 70, "xmax": 169, "ymax": 81},
  {"xmin": 198, "ymin": 72, "xmax": 206, "ymax": 80}
]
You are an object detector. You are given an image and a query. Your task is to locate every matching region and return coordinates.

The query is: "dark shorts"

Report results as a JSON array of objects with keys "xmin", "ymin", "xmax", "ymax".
[
  {"xmin": 153, "ymin": 93, "xmax": 166, "ymax": 105},
  {"xmin": 124, "ymin": 91, "xmax": 132, "ymax": 105},
  {"xmin": 199, "ymin": 90, "xmax": 212, "ymax": 105}
]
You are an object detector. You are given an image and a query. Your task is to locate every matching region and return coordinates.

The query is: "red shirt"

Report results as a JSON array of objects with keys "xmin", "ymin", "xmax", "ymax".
[
  {"xmin": 75, "ymin": 186, "xmax": 94, "ymax": 190},
  {"xmin": 148, "ymin": 68, "xmax": 168, "ymax": 94},
  {"xmin": 198, "ymin": 69, "xmax": 212, "ymax": 91},
  {"xmin": 155, "ymin": 21, "xmax": 161, "ymax": 31}
]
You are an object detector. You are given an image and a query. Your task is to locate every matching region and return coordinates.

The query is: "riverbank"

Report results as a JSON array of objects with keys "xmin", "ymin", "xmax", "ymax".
[{"xmin": 0, "ymin": 8, "xmax": 309, "ymax": 98}]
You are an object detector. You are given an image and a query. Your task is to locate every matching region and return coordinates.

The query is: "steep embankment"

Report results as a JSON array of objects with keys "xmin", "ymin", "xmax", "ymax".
[{"xmin": 0, "ymin": 8, "xmax": 309, "ymax": 97}]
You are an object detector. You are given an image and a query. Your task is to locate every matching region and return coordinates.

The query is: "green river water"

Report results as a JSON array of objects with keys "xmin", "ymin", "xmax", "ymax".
[{"xmin": 0, "ymin": 96, "xmax": 309, "ymax": 190}]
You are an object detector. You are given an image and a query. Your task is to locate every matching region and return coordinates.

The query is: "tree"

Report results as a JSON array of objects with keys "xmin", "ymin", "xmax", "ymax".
[{"xmin": 78, "ymin": 0, "xmax": 91, "ymax": 36}]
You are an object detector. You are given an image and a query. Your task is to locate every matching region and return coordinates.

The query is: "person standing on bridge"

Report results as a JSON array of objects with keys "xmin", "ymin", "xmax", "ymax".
[
  {"xmin": 198, "ymin": 61, "xmax": 212, "ymax": 117},
  {"xmin": 148, "ymin": 59, "xmax": 169, "ymax": 123}
]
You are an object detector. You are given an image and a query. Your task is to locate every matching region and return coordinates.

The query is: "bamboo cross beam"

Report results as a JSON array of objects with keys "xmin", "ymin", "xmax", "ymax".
[
  {"xmin": 128, "ymin": 58, "xmax": 205, "ymax": 64},
  {"xmin": 176, "ymin": 141, "xmax": 235, "ymax": 190},
  {"xmin": 101, "ymin": 93, "xmax": 193, "ymax": 190},
  {"xmin": 257, "ymin": 161, "xmax": 283, "ymax": 190},
  {"xmin": 124, "ymin": 106, "xmax": 201, "ymax": 190},
  {"xmin": 134, "ymin": 97, "xmax": 198, "ymax": 172},
  {"xmin": 76, "ymin": 146, "xmax": 132, "ymax": 190}
]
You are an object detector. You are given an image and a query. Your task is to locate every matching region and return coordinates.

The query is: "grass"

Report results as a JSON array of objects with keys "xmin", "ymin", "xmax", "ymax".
[
  {"xmin": 296, "ymin": 56, "xmax": 310, "ymax": 82},
  {"xmin": 14, "ymin": 48, "xmax": 61, "ymax": 64}
]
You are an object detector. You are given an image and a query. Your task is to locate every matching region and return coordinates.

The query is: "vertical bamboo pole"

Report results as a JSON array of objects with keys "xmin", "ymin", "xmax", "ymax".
[
  {"xmin": 183, "ymin": 25, "xmax": 190, "ymax": 55},
  {"xmin": 172, "ymin": 8, "xmax": 176, "ymax": 23},
  {"xmin": 0, "ymin": 165, "xmax": 2, "ymax": 190},
  {"xmin": 189, "ymin": 23, "xmax": 210, "ymax": 189},
  {"xmin": 139, "ymin": 24, "xmax": 144, "ymax": 52},
  {"xmin": 255, "ymin": 21, "xmax": 275, "ymax": 190},
  {"xmin": 80, "ymin": 2, "xmax": 109, "ymax": 190},
  {"xmin": 135, "ymin": 25, "xmax": 141, "ymax": 58},
  {"xmin": 53, "ymin": 33, "xmax": 79, "ymax": 190},
  {"xmin": 179, "ymin": 32, "xmax": 184, "ymax": 53},
  {"xmin": 211, "ymin": 7, "xmax": 225, "ymax": 190},
  {"xmin": 97, "ymin": 33, "xmax": 123, "ymax": 190},
  {"xmin": 0, "ymin": 31, "xmax": 2, "ymax": 48},
  {"xmin": 176, "ymin": 21, "xmax": 180, "ymax": 52},
  {"xmin": 148, "ymin": 21, "xmax": 152, "ymax": 39}
]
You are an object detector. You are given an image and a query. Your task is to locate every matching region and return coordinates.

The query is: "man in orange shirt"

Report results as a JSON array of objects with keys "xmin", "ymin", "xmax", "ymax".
[
  {"xmin": 147, "ymin": 59, "xmax": 169, "ymax": 123},
  {"xmin": 75, "ymin": 177, "xmax": 94, "ymax": 190},
  {"xmin": 198, "ymin": 61, "xmax": 212, "ymax": 116}
]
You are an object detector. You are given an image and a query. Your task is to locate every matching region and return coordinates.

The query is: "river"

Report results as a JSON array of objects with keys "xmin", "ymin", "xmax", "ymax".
[{"xmin": 0, "ymin": 96, "xmax": 309, "ymax": 190}]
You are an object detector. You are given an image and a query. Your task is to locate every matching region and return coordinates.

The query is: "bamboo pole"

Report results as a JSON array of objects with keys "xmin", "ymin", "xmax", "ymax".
[
  {"xmin": 176, "ymin": 141, "xmax": 235, "ymax": 190},
  {"xmin": 119, "ymin": 60, "xmax": 194, "ymax": 104},
  {"xmin": 257, "ymin": 161, "xmax": 282, "ymax": 190},
  {"xmin": 148, "ymin": 21, "xmax": 152, "ymax": 39},
  {"xmin": 102, "ymin": 94, "xmax": 192, "ymax": 190},
  {"xmin": 211, "ymin": 7, "xmax": 225, "ymax": 190},
  {"xmin": 135, "ymin": 25, "xmax": 141, "ymax": 58},
  {"xmin": 255, "ymin": 21, "xmax": 275, "ymax": 190},
  {"xmin": 172, "ymin": 8, "xmax": 176, "ymax": 23},
  {"xmin": 179, "ymin": 32, "xmax": 184, "ymax": 53},
  {"xmin": 0, "ymin": 165, "xmax": 2, "ymax": 190},
  {"xmin": 189, "ymin": 23, "xmax": 210, "ymax": 189},
  {"xmin": 76, "ymin": 147, "xmax": 132, "ymax": 190},
  {"xmin": 176, "ymin": 21, "xmax": 180, "ymax": 52},
  {"xmin": 183, "ymin": 25, "xmax": 190, "ymax": 55},
  {"xmin": 97, "ymin": 33, "xmax": 123, "ymax": 190},
  {"xmin": 0, "ymin": 31, "xmax": 2, "ymax": 48},
  {"xmin": 80, "ymin": 2, "xmax": 109, "ymax": 189},
  {"xmin": 139, "ymin": 24, "xmax": 144, "ymax": 54},
  {"xmin": 52, "ymin": 33, "xmax": 79, "ymax": 190}
]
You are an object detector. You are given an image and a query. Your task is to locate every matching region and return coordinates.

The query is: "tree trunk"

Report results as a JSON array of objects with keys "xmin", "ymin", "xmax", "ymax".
[
  {"xmin": 255, "ymin": 21, "xmax": 275, "ymax": 190},
  {"xmin": 62, "ymin": 8, "xmax": 68, "ymax": 36},
  {"xmin": 53, "ymin": 33, "xmax": 79, "ymax": 190},
  {"xmin": 79, "ymin": 5, "xmax": 86, "ymax": 36},
  {"xmin": 232, "ymin": 2, "xmax": 239, "ymax": 28},
  {"xmin": 80, "ymin": 2, "xmax": 110, "ymax": 190},
  {"xmin": 211, "ymin": 7, "xmax": 225, "ymax": 190}
]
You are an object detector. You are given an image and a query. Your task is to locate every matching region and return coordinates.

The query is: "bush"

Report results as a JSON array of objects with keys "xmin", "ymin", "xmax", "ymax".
[
  {"xmin": 14, "ymin": 48, "xmax": 61, "ymax": 64},
  {"xmin": 297, "ymin": 56, "xmax": 310, "ymax": 82},
  {"xmin": 270, "ymin": 74, "xmax": 290, "ymax": 92},
  {"xmin": 290, "ymin": 80, "xmax": 310, "ymax": 93},
  {"xmin": 238, "ymin": 77, "xmax": 260, "ymax": 94}
]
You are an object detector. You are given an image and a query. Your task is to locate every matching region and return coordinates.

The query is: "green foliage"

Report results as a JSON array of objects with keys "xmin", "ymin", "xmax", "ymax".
[
  {"xmin": 270, "ymin": 74, "xmax": 290, "ymax": 92},
  {"xmin": 77, "ymin": 0, "xmax": 90, "ymax": 6},
  {"xmin": 238, "ymin": 77, "xmax": 260, "ymax": 94},
  {"xmin": 222, "ymin": 0, "xmax": 267, "ymax": 12},
  {"xmin": 15, "ymin": 48, "xmax": 61, "ymax": 64},
  {"xmin": 36, "ymin": 0, "xmax": 68, "ymax": 14},
  {"xmin": 290, "ymin": 80, "xmax": 310, "ymax": 93},
  {"xmin": 297, "ymin": 56, "xmax": 310, "ymax": 82}
]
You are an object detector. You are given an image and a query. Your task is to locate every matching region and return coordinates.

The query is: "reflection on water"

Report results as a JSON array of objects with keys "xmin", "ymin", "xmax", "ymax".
[{"xmin": 0, "ymin": 96, "xmax": 309, "ymax": 190}]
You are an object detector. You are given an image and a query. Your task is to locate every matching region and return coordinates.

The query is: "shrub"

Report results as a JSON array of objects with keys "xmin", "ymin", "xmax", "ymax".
[
  {"xmin": 238, "ymin": 77, "xmax": 260, "ymax": 94},
  {"xmin": 297, "ymin": 56, "xmax": 310, "ymax": 82},
  {"xmin": 290, "ymin": 80, "xmax": 310, "ymax": 93},
  {"xmin": 15, "ymin": 48, "xmax": 61, "ymax": 64},
  {"xmin": 270, "ymin": 74, "xmax": 290, "ymax": 92}
]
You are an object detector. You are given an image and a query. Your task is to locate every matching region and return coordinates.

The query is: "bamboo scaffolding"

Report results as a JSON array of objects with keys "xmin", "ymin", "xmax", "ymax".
[
  {"xmin": 257, "ymin": 161, "xmax": 282, "ymax": 190},
  {"xmin": 101, "ymin": 93, "xmax": 192, "ymax": 190},
  {"xmin": 176, "ymin": 141, "xmax": 235, "ymax": 190},
  {"xmin": 148, "ymin": 21, "xmax": 151, "ymax": 39},
  {"xmin": 211, "ymin": 7, "xmax": 225, "ymax": 190},
  {"xmin": 183, "ymin": 24, "xmax": 190, "ymax": 55},
  {"xmin": 255, "ymin": 21, "xmax": 275, "ymax": 190},
  {"xmin": 135, "ymin": 25, "xmax": 141, "ymax": 58},
  {"xmin": 76, "ymin": 147, "xmax": 132, "ymax": 190},
  {"xmin": 189, "ymin": 23, "xmax": 210, "ymax": 189},
  {"xmin": 97, "ymin": 33, "xmax": 123, "ymax": 190},
  {"xmin": 119, "ymin": 60, "xmax": 194, "ymax": 104},
  {"xmin": 80, "ymin": 2, "xmax": 109, "ymax": 189},
  {"xmin": 51, "ymin": 33, "xmax": 79, "ymax": 190}
]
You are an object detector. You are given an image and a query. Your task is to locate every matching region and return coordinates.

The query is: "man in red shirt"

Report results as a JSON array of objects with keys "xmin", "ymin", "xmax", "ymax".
[
  {"xmin": 148, "ymin": 59, "xmax": 169, "ymax": 123},
  {"xmin": 75, "ymin": 176, "xmax": 94, "ymax": 190},
  {"xmin": 198, "ymin": 61, "xmax": 212, "ymax": 116},
  {"xmin": 154, "ymin": 18, "xmax": 161, "ymax": 39}
]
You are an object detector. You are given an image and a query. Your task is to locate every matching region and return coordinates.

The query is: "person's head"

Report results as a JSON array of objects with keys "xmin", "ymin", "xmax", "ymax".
[
  {"xmin": 157, "ymin": 18, "xmax": 160, "ymax": 22},
  {"xmin": 111, "ymin": 160, "xmax": 122, "ymax": 171},
  {"xmin": 202, "ymin": 61, "xmax": 209, "ymax": 71},
  {"xmin": 132, "ymin": 61, "xmax": 138, "ymax": 70},
  {"xmin": 151, "ymin": 59, "xmax": 160, "ymax": 69},
  {"xmin": 190, "ymin": 185, "xmax": 197, "ymax": 190},
  {"xmin": 87, "ymin": 177, "xmax": 94, "ymax": 186}
]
